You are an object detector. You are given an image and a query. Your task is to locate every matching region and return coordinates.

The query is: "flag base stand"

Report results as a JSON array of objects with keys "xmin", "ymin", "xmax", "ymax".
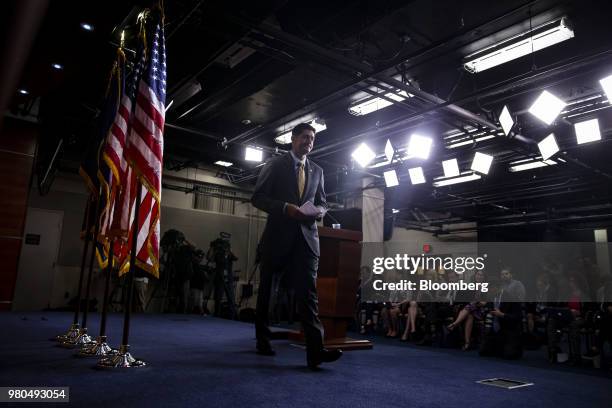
[
  {"xmin": 97, "ymin": 345, "xmax": 146, "ymax": 368},
  {"xmin": 52, "ymin": 323, "xmax": 80, "ymax": 342},
  {"xmin": 60, "ymin": 328, "xmax": 94, "ymax": 348},
  {"xmin": 77, "ymin": 336, "xmax": 117, "ymax": 357}
]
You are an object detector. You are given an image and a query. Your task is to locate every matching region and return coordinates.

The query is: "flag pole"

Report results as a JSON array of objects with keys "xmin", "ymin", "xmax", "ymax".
[
  {"xmin": 78, "ymin": 237, "xmax": 117, "ymax": 357},
  {"xmin": 62, "ymin": 186, "xmax": 103, "ymax": 348},
  {"xmin": 98, "ymin": 182, "xmax": 146, "ymax": 368},
  {"xmin": 53, "ymin": 195, "xmax": 93, "ymax": 342}
]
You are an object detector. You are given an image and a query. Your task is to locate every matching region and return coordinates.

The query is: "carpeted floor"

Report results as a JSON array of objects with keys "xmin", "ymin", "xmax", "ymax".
[{"xmin": 1, "ymin": 312, "xmax": 610, "ymax": 408}]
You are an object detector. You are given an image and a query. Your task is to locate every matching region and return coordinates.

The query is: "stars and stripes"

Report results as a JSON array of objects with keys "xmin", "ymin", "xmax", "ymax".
[{"xmin": 123, "ymin": 12, "xmax": 167, "ymax": 277}]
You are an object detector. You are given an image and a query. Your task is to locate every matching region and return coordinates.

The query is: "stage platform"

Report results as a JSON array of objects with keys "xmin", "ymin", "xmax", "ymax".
[{"xmin": 1, "ymin": 312, "xmax": 610, "ymax": 407}]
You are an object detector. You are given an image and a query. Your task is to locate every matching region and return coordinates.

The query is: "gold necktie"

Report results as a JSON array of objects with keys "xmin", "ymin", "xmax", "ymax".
[{"xmin": 297, "ymin": 162, "xmax": 305, "ymax": 199}]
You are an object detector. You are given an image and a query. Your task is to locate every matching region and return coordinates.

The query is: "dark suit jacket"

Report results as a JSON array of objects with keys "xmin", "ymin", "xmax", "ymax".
[{"xmin": 251, "ymin": 153, "xmax": 327, "ymax": 257}]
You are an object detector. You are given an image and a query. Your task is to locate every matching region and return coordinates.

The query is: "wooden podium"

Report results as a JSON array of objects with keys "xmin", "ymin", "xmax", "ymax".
[{"xmin": 288, "ymin": 226, "xmax": 372, "ymax": 350}]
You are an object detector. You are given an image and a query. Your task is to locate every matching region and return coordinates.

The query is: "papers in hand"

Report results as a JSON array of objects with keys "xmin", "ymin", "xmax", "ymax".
[{"xmin": 299, "ymin": 201, "xmax": 324, "ymax": 218}]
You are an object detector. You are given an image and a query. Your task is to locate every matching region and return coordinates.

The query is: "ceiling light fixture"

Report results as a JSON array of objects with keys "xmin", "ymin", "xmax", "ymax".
[
  {"xmin": 408, "ymin": 167, "xmax": 426, "ymax": 184},
  {"xmin": 432, "ymin": 172, "xmax": 482, "ymax": 187},
  {"xmin": 574, "ymin": 118, "xmax": 601, "ymax": 144},
  {"xmin": 385, "ymin": 139, "xmax": 394, "ymax": 162},
  {"xmin": 80, "ymin": 22, "xmax": 94, "ymax": 31},
  {"xmin": 464, "ymin": 17, "xmax": 574, "ymax": 73},
  {"xmin": 537, "ymin": 133, "xmax": 560, "ymax": 160},
  {"xmin": 348, "ymin": 90, "xmax": 410, "ymax": 116},
  {"xmin": 383, "ymin": 170, "xmax": 399, "ymax": 187},
  {"xmin": 351, "ymin": 143, "xmax": 376, "ymax": 168},
  {"xmin": 509, "ymin": 158, "xmax": 557, "ymax": 172},
  {"xmin": 214, "ymin": 161, "xmax": 233, "ymax": 167},
  {"xmin": 442, "ymin": 158, "xmax": 460, "ymax": 178},
  {"xmin": 274, "ymin": 118, "xmax": 327, "ymax": 145},
  {"xmin": 499, "ymin": 105, "xmax": 514, "ymax": 135},
  {"xmin": 600, "ymin": 74, "xmax": 612, "ymax": 103},
  {"xmin": 407, "ymin": 134, "xmax": 433, "ymax": 160},
  {"xmin": 470, "ymin": 152, "xmax": 494, "ymax": 175},
  {"xmin": 245, "ymin": 146, "xmax": 263, "ymax": 162},
  {"xmin": 528, "ymin": 90, "xmax": 566, "ymax": 125}
]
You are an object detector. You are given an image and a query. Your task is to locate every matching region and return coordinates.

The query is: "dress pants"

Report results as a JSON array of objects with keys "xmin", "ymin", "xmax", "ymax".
[{"xmin": 256, "ymin": 233, "xmax": 324, "ymax": 357}]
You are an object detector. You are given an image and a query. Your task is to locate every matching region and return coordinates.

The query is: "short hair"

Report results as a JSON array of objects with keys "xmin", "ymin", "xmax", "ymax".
[{"xmin": 292, "ymin": 123, "xmax": 316, "ymax": 137}]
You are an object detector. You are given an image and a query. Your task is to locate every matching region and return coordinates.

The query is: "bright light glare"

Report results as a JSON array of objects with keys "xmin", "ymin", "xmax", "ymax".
[
  {"xmin": 351, "ymin": 143, "xmax": 376, "ymax": 167},
  {"xmin": 408, "ymin": 167, "xmax": 426, "ymax": 184},
  {"xmin": 407, "ymin": 134, "xmax": 432, "ymax": 160},
  {"xmin": 245, "ymin": 147, "xmax": 263, "ymax": 162},
  {"xmin": 383, "ymin": 170, "xmax": 399, "ymax": 187},
  {"xmin": 528, "ymin": 90, "xmax": 566, "ymax": 125},
  {"xmin": 470, "ymin": 152, "xmax": 494, "ymax": 174},
  {"xmin": 574, "ymin": 118, "xmax": 601, "ymax": 145},
  {"xmin": 537, "ymin": 133, "xmax": 559, "ymax": 160}
]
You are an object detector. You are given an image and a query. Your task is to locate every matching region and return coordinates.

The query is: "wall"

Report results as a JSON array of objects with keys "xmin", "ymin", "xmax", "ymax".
[
  {"xmin": 15, "ymin": 168, "xmax": 267, "ymax": 311},
  {"xmin": 0, "ymin": 118, "xmax": 37, "ymax": 311}
]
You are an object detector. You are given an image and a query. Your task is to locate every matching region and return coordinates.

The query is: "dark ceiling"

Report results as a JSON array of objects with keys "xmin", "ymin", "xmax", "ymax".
[{"xmin": 9, "ymin": 0, "xmax": 612, "ymax": 234}]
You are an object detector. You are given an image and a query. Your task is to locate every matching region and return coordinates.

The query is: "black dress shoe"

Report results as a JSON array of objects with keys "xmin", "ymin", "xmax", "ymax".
[
  {"xmin": 307, "ymin": 348, "xmax": 342, "ymax": 370},
  {"xmin": 256, "ymin": 342, "xmax": 276, "ymax": 356}
]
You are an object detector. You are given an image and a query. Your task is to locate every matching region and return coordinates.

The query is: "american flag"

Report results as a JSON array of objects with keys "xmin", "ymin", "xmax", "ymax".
[{"xmin": 123, "ymin": 12, "xmax": 167, "ymax": 277}]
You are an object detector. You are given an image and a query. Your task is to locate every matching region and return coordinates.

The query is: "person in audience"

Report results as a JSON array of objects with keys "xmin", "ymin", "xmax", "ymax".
[
  {"xmin": 546, "ymin": 273, "xmax": 588, "ymax": 364},
  {"xmin": 591, "ymin": 277, "xmax": 612, "ymax": 369},
  {"xmin": 499, "ymin": 267, "xmax": 526, "ymax": 303},
  {"xmin": 479, "ymin": 275, "xmax": 523, "ymax": 360},
  {"xmin": 380, "ymin": 275, "xmax": 411, "ymax": 338},
  {"xmin": 524, "ymin": 272, "xmax": 558, "ymax": 348},
  {"xmin": 413, "ymin": 269, "xmax": 439, "ymax": 345},
  {"xmin": 447, "ymin": 270, "xmax": 488, "ymax": 350}
]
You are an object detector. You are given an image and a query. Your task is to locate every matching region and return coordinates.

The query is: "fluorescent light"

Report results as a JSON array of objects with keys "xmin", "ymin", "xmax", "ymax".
[
  {"xmin": 245, "ymin": 146, "xmax": 263, "ymax": 162},
  {"xmin": 274, "ymin": 119, "xmax": 326, "ymax": 144},
  {"xmin": 392, "ymin": 208, "xmax": 400, "ymax": 214},
  {"xmin": 600, "ymin": 74, "xmax": 612, "ymax": 103},
  {"xmin": 432, "ymin": 172, "xmax": 482, "ymax": 187},
  {"xmin": 499, "ymin": 106, "xmax": 514, "ymax": 135},
  {"xmin": 408, "ymin": 167, "xmax": 426, "ymax": 184},
  {"xmin": 214, "ymin": 161, "xmax": 233, "ymax": 167},
  {"xmin": 407, "ymin": 134, "xmax": 432, "ymax": 159},
  {"xmin": 274, "ymin": 131, "xmax": 292, "ymax": 145},
  {"xmin": 18, "ymin": 89, "xmax": 28, "ymax": 95},
  {"xmin": 574, "ymin": 118, "xmax": 601, "ymax": 144},
  {"xmin": 528, "ymin": 90, "xmax": 566, "ymax": 125},
  {"xmin": 385, "ymin": 139, "xmax": 394, "ymax": 162},
  {"xmin": 348, "ymin": 90, "xmax": 410, "ymax": 116},
  {"xmin": 51, "ymin": 63, "xmax": 63, "ymax": 70},
  {"xmin": 464, "ymin": 17, "xmax": 574, "ymax": 73},
  {"xmin": 509, "ymin": 159, "xmax": 557, "ymax": 172},
  {"xmin": 311, "ymin": 118, "xmax": 327, "ymax": 133},
  {"xmin": 352, "ymin": 143, "xmax": 376, "ymax": 167},
  {"xmin": 383, "ymin": 170, "xmax": 399, "ymax": 187},
  {"xmin": 80, "ymin": 23, "xmax": 94, "ymax": 31},
  {"xmin": 442, "ymin": 159, "xmax": 460, "ymax": 178},
  {"xmin": 470, "ymin": 152, "xmax": 493, "ymax": 174},
  {"xmin": 538, "ymin": 133, "xmax": 559, "ymax": 160},
  {"xmin": 447, "ymin": 135, "xmax": 495, "ymax": 149}
]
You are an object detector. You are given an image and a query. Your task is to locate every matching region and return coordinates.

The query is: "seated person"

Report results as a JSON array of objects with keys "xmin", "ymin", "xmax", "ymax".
[
  {"xmin": 525, "ymin": 273, "xmax": 558, "ymax": 347},
  {"xmin": 447, "ymin": 270, "xmax": 488, "ymax": 350},
  {"xmin": 546, "ymin": 274, "xmax": 589, "ymax": 364},
  {"xmin": 401, "ymin": 269, "xmax": 437, "ymax": 341},
  {"xmin": 380, "ymin": 287, "xmax": 411, "ymax": 338},
  {"xmin": 479, "ymin": 274, "xmax": 523, "ymax": 360}
]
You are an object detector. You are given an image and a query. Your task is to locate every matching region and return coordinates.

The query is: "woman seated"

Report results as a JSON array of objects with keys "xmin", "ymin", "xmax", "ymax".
[{"xmin": 447, "ymin": 270, "xmax": 487, "ymax": 350}]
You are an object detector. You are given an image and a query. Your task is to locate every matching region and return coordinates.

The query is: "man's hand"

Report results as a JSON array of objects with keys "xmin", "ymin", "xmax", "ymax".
[
  {"xmin": 490, "ymin": 309, "xmax": 504, "ymax": 318},
  {"xmin": 286, "ymin": 204, "xmax": 309, "ymax": 221}
]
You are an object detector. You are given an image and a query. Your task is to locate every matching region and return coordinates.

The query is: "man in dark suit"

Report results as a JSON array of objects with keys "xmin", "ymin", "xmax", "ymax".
[{"xmin": 251, "ymin": 122, "xmax": 342, "ymax": 370}]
